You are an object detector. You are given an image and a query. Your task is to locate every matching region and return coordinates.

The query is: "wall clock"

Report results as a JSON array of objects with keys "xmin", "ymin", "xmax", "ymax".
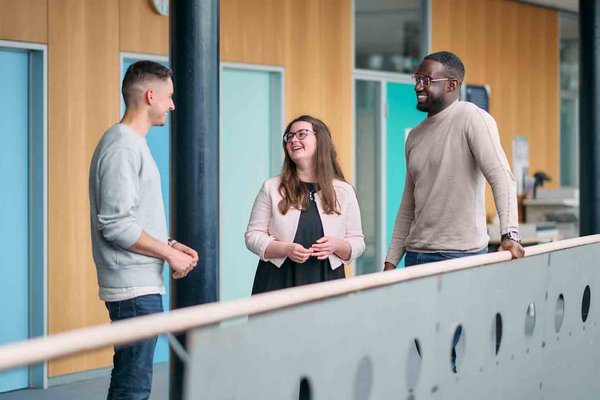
[{"xmin": 150, "ymin": 0, "xmax": 169, "ymax": 16}]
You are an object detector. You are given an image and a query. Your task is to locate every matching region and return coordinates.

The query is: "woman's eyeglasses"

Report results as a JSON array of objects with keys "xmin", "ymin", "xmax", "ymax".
[{"xmin": 283, "ymin": 129, "xmax": 315, "ymax": 143}]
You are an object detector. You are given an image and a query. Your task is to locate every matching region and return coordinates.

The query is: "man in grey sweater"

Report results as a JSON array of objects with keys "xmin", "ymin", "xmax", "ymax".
[
  {"xmin": 384, "ymin": 51, "xmax": 524, "ymax": 271},
  {"xmin": 89, "ymin": 60, "xmax": 198, "ymax": 399}
]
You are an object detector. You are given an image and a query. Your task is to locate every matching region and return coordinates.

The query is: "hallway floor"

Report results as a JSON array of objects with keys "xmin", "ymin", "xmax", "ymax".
[{"xmin": 0, "ymin": 363, "xmax": 168, "ymax": 400}]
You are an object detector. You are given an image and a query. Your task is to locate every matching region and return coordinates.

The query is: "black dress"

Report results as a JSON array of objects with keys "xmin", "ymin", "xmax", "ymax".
[{"xmin": 252, "ymin": 182, "xmax": 345, "ymax": 295}]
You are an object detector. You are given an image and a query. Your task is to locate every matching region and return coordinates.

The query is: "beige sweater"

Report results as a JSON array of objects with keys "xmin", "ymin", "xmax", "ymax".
[{"xmin": 385, "ymin": 100, "xmax": 518, "ymax": 265}]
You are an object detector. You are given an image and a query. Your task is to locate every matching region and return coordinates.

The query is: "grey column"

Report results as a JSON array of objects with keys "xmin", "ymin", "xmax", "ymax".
[
  {"xmin": 580, "ymin": 0, "xmax": 600, "ymax": 235},
  {"xmin": 169, "ymin": 0, "xmax": 219, "ymax": 399}
]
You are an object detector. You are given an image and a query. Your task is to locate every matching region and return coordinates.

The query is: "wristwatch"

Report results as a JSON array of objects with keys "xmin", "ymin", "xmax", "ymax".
[{"xmin": 501, "ymin": 230, "xmax": 521, "ymax": 243}]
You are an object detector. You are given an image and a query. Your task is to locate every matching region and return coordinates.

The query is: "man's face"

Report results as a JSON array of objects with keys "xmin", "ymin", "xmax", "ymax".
[
  {"xmin": 414, "ymin": 59, "xmax": 452, "ymax": 116},
  {"xmin": 148, "ymin": 77, "xmax": 175, "ymax": 126}
]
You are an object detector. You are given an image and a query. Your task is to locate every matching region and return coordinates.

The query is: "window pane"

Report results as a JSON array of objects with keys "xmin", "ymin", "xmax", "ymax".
[
  {"xmin": 355, "ymin": 80, "xmax": 382, "ymax": 275},
  {"xmin": 355, "ymin": 0, "xmax": 422, "ymax": 73},
  {"xmin": 560, "ymin": 14, "xmax": 578, "ymax": 93},
  {"xmin": 559, "ymin": 13, "xmax": 579, "ymax": 187}
]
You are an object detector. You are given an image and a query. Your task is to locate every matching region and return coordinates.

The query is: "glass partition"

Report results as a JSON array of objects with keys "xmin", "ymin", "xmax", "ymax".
[{"xmin": 355, "ymin": 0, "xmax": 424, "ymax": 74}]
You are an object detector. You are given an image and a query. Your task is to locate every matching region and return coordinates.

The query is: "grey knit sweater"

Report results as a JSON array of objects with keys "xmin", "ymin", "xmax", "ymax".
[{"xmin": 89, "ymin": 123, "xmax": 167, "ymax": 288}]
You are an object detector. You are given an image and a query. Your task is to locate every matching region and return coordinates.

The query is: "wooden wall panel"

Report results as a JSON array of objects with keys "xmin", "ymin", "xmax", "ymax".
[
  {"xmin": 221, "ymin": 0, "xmax": 353, "ymax": 180},
  {"xmin": 0, "ymin": 0, "xmax": 47, "ymax": 43},
  {"xmin": 221, "ymin": 0, "xmax": 285, "ymax": 66},
  {"xmin": 120, "ymin": 0, "xmax": 169, "ymax": 55},
  {"xmin": 48, "ymin": 0, "xmax": 121, "ymax": 377},
  {"xmin": 284, "ymin": 0, "xmax": 353, "ymax": 179},
  {"xmin": 431, "ymin": 0, "xmax": 559, "ymax": 219}
]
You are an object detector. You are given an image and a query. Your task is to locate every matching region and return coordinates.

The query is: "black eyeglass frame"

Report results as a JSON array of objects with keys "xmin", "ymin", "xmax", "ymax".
[{"xmin": 282, "ymin": 129, "xmax": 316, "ymax": 143}]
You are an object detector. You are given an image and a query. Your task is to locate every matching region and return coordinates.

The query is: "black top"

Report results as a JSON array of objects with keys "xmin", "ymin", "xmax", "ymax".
[
  {"xmin": 252, "ymin": 182, "xmax": 345, "ymax": 294},
  {"xmin": 293, "ymin": 182, "xmax": 324, "ymax": 250}
]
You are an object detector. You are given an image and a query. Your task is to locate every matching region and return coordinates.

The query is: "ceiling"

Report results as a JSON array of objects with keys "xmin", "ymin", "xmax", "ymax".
[{"xmin": 517, "ymin": 0, "xmax": 578, "ymax": 13}]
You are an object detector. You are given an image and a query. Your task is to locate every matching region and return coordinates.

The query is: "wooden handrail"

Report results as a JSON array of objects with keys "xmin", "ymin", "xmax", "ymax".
[{"xmin": 0, "ymin": 234, "xmax": 598, "ymax": 371}]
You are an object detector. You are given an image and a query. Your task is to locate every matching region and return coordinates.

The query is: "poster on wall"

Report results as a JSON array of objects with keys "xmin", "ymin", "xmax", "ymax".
[
  {"xmin": 463, "ymin": 84, "xmax": 490, "ymax": 112},
  {"xmin": 512, "ymin": 136, "xmax": 529, "ymax": 196}
]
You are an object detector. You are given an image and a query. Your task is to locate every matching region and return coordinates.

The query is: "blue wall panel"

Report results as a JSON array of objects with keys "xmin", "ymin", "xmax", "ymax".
[{"xmin": 0, "ymin": 49, "xmax": 30, "ymax": 392}]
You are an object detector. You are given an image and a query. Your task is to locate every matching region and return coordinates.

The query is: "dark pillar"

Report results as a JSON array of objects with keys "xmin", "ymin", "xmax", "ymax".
[
  {"xmin": 169, "ymin": 1, "xmax": 219, "ymax": 399},
  {"xmin": 580, "ymin": 0, "xmax": 600, "ymax": 235}
]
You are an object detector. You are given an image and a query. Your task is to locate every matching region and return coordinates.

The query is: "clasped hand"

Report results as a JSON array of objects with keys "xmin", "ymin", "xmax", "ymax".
[
  {"xmin": 286, "ymin": 236, "xmax": 343, "ymax": 263},
  {"xmin": 169, "ymin": 242, "xmax": 200, "ymax": 279}
]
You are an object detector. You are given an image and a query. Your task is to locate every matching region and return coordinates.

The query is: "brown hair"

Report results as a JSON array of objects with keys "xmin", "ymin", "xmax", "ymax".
[{"xmin": 278, "ymin": 115, "xmax": 346, "ymax": 215}]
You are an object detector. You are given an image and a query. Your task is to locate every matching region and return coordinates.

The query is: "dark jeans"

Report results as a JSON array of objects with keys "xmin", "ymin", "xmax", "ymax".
[
  {"xmin": 405, "ymin": 249, "xmax": 487, "ymax": 267},
  {"xmin": 105, "ymin": 294, "xmax": 163, "ymax": 400},
  {"xmin": 405, "ymin": 249, "xmax": 486, "ymax": 372}
]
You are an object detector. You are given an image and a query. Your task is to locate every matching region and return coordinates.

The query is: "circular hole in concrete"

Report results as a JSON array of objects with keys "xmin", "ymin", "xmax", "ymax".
[
  {"xmin": 353, "ymin": 356, "xmax": 373, "ymax": 400},
  {"xmin": 451, "ymin": 325, "xmax": 465, "ymax": 373},
  {"xmin": 492, "ymin": 313, "xmax": 503, "ymax": 355},
  {"xmin": 405, "ymin": 339, "xmax": 422, "ymax": 390},
  {"xmin": 555, "ymin": 294, "xmax": 565, "ymax": 333},
  {"xmin": 299, "ymin": 377, "xmax": 312, "ymax": 400},
  {"xmin": 525, "ymin": 302, "xmax": 536, "ymax": 336},
  {"xmin": 582, "ymin": 285, "xmax": 591, "ymax": 323}
]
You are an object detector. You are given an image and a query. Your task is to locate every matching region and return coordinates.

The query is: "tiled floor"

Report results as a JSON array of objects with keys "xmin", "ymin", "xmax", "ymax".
[{"xmin": 0, "ymin": 363, "xmax": 168, "ymax": 400}]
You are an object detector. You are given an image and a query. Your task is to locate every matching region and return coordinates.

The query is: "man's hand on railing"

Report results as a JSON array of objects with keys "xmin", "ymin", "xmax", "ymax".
[
  {"xmin": 383, "ymin": 262, "xmax": 396, "ymax": 271},
  {"xmin": 498, "ymin": 239, "xmax": 525, "ymax": 259}
]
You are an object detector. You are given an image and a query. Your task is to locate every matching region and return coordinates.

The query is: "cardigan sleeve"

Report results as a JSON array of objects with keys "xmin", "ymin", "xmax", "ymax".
[
  {"xmin": 245, "ymin": 180, "xmax": 277, "ymax": 261},
  {"xmin": 340, "ymin": 185, "xmax": 366, "ymax": 264}
]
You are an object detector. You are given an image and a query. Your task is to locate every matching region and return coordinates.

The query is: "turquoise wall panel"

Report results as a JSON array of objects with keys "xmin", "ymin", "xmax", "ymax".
[
  {"xmin": 122, "ymin": 58, "xmax": 171, "ymax": 363},
  {"xmin": 0, "ymin": 49, "xmax": 30, "ymax": 392},
  {"xmin": 386, "ymin": 82, "xmax": 425, "ymax": 267},
  {"xmin": 220, "ymin": 68, "xmax": 274, "ymax": 301}
]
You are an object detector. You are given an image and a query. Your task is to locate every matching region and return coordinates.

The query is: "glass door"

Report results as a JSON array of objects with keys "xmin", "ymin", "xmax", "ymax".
[{"xmin": 354, "ymin": 72, "xmax": 425, "ymax": 274}]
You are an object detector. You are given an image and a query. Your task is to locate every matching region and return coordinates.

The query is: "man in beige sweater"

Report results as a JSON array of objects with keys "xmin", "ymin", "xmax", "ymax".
[{"xmin": 384, "ymin": 51, "xmax": 524, "ymax": 271}]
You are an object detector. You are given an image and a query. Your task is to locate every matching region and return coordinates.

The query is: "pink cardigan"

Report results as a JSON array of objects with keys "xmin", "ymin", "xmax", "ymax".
[{"xmin": 245, "ymin": 176, "xmax": 365, "ymax": 269}]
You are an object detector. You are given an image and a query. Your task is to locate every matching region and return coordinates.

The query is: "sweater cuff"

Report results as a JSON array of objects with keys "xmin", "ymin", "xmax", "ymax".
[
  {"xmin": 259, "ymin": 237, "xmax": 276, "ymax": 261},
  {"xmin": 385, "ymin": 248, "xmax": 405, "ymax": 267}
]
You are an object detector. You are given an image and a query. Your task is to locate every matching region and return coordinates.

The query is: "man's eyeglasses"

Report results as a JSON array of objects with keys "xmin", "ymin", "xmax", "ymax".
[
  {"xmin": 411, "ymin": 74, "xmax": 451, "ymax": 88},
  {"xmin": 283, "ymin": 129, "xmax": 315, "ymax": 143}
]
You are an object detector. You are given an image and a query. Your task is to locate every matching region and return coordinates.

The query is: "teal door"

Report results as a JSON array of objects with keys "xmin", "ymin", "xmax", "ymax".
[
  {"xmin": 0, "ymin": 49, "xmax": 30, "ymax": 392},
  {"xmin": 220, "ymin": 67, "xmax": 282, "ymax": 301},
  {"xmin": 122, "ymin": 58, "xmax": 171, "ymax": 363},
  {"xmin": 385, "ymin": 82, "xmax": 425, "ymax": 263}
]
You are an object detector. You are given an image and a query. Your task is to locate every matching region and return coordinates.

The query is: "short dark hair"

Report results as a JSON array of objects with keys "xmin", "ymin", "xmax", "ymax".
[
  {"xmin": 122, "ymin": 60, "xmax": 173, "ymax": 106},
  {"xmin": 424, "ymin": 51, "xmax": 465, "ymax": 81}
]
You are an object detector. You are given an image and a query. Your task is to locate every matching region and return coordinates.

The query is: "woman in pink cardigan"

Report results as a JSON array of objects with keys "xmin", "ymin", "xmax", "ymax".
[{"xmin": 245, "ymin": 115, "xmax": 365, "ymax": 294}]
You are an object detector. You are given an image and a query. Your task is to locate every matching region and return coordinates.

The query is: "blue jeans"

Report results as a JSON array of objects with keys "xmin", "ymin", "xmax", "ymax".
[
  {"xmin": 105, "ymin": 294, "xmax": 163, "ymax": 400},
  {"xmin": 405, "ymin": 249, "xmax": 487, "ymax": 267}
]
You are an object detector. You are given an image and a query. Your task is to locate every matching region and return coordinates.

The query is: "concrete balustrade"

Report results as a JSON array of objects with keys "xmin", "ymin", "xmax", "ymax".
[{"xmin": 0, "ymin": 236, "xmax": 598, "ymax": 399}]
